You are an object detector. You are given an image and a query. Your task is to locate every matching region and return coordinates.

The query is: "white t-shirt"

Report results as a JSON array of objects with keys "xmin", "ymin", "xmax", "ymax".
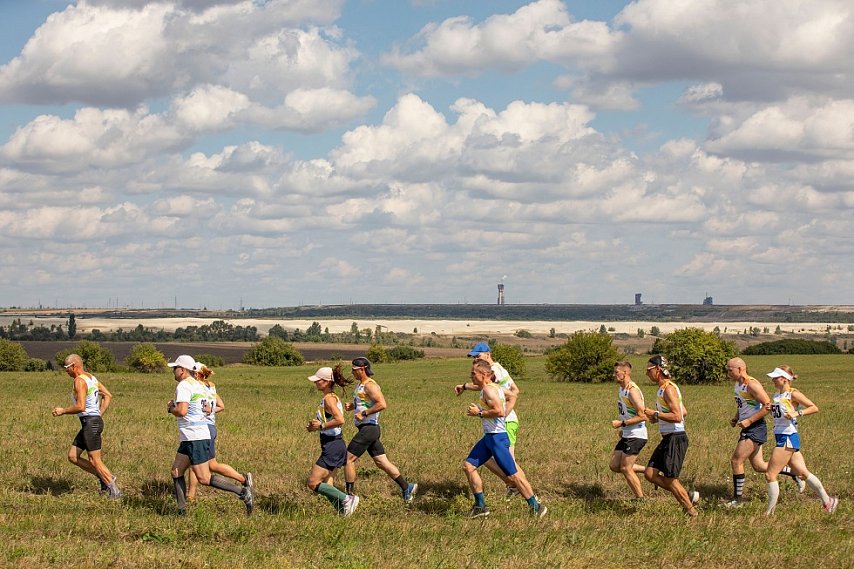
[
  {"xmin": 175, "ymin": 378, "xmax": 211, "ymax": 442},
  {"xmin": 491, "ymin": 362, "xmax": 518, "ymax": 423}
]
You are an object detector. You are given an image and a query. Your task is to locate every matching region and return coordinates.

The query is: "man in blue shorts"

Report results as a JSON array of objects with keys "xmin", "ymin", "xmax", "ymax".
[{"xmin": 462, "ymin": 359, "xmax": 545, "ymax": 518}]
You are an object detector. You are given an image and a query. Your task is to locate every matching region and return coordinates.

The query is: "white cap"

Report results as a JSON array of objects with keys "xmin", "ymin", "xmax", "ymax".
[
  {"xmin": 767, "ymin": 367, "xmax": 794, "ymax": 381},
  {"xmin": 168, "ymin": 355, "xmax": 197, "ymax": 370},
  {"xmin": 308, "ymin": 367, "xmax": 333, "ymax": 382}
]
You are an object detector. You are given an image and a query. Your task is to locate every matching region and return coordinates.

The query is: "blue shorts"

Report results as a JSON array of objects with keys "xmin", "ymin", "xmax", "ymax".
[
  {"xmin": 207, "ymin": 424, "xmax": 217, "ymax": 460},
  {"xmin": 775, "ymin": 433, "xmax": 801, "ymax": 451},
  {"xmin": 466, "ymin": 432, "xmax": 517, "ymax": 476},
  {"xmin": 177, "ymin": 440, "xmax": 212, "ymax": 466}
]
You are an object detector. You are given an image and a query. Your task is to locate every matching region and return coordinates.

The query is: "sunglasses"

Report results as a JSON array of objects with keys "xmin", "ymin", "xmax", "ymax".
[{"xmin": 63, "ymin": 363, "xmax": 74, "ymax": 369}]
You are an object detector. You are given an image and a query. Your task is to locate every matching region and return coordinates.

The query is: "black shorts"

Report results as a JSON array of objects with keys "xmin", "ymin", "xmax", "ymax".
[
  {"xmin": 738, "ymin": 420, "xmax": 767, "ymax": 445},
  {"xmin": 72, "ymin": 416, "xmax": 104, "ymax": 452},
  {"xmin": 648, "ymin": 432, "xmax": 689, "ymax": 479},
  {"xmin": 614, "ymin": 437, "xmax": 647, "ymax": 456},
  {"xmin": 207, "ymin": 424, "xmax": 217, "ymax": 460},
  {"xmin": 316, "ymin": 435, "xmax": 347, "ymax": 471},
  {"xmin": 347, "ymin": 424, "xmax": 386, "ymax": 458},
  {"xmin": 177, "ymin": 440, "xmax": 212, "ymax": 466}
]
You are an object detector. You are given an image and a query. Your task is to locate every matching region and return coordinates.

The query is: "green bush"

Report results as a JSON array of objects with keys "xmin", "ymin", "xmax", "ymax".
[
  {"xmin": 55, "ymin": 340, "xmax": 117, "ymax": 372},
  {"xmin": 242, "ymin": 337, "xmax": 304, "ymax": 366},
  {"xmin": 366, "ymin": 344, "xmax": 390, "ymax": 363},
  {"xmin": 514, "ymin": 329, "xmax": 532, "ymax": 338},
  {"xmin": 194, "ymin": 353, "xmax": 225, "ymax": 368},
  {"xmin": 652, "ymin": 327, "xmax": 738, "ymax": 384},
  {"xmin": 491, "ymin": 344, "xmax": 526, "ymax": 379},
  {"xmin": 386, "ymin": 345, "xmax": 425, "ymax": 361},
  {"xmin": 545, "ymin": 331, "xmax": 620, "ymax": 383},
  {"xmin": 0, "ymin": 339, "xmax": 29, "ymax": 371},
  {"xmin": 126, "ymin": 343, "xmax": 167, "ymax": 373},
  {"xmin": 742, "ymin": 339, "xmax": 842, "ymax": 355},
  {"xmin": 24, "ymin": 358, "xmax": 48, "ymax": 372}
]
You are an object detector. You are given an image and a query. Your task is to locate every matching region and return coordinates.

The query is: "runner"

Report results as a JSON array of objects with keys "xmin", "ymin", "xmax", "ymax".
[
  {"xmin": 764, "ymin": 365, "xmax": 838, "ymax": 515},
  {"xmin": 609, "ymin": 361, "xmax": 648, "ymax": 498},
  {"xmin": 306, "ymin": 365, "xmax": 359, "ymax": 516},
  {"xmin": 52, "ymin": 353, "xmax": 122, "ymax": 499},
  {"xmin": 343, "ymin": 357, "xmax": 417, "ymax": 503},
  {"xmin": 186, "ymin": 362, "xmax": 253, "ymax": 502}
]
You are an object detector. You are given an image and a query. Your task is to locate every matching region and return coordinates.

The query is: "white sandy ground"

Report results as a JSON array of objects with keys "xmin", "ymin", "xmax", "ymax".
[{"xmin": 1, "ymin": 316, "xmax": 848, "ymax": 337}]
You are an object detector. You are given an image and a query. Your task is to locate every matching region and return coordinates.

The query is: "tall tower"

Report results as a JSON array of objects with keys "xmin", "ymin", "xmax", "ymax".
[
  {"xmin": 497, "ymin": 283, "xmax": 505, "ymax": 305},
  {"xmin": 635, "ymin": 293, "xmax": 642, "ymax": 305}
]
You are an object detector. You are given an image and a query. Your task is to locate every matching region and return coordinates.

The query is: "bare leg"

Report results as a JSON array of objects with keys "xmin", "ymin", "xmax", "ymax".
[
  {"xmin": 645, "ymin": 467, "xmax": 695, "ymax": 513},
  {"xmin": 209, "ymin": 459, "xmax": 246, "ymax": 484},
  {"xmin": 371, "ymin": 454, "xmax": 401, "ymax": 480}
]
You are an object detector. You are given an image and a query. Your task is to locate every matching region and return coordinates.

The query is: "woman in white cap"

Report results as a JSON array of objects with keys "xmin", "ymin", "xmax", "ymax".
[
  {"xmin": 306, "ymin": 365, "xmax": 359, "ymax": 516},
  {"xmin": 764, "ymin": 364, "xmax": 838, "ymax": 515},
  {"xmin": 186, "ymin": 363, "xmax": 253, "ymax": 502}
]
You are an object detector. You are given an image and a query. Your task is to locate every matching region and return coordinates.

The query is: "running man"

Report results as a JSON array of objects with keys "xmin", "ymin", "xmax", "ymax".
[
  {"xmin": 186, "ymin": 362, "xmax": 253, "ymax": 502},
  {"xmin": 456, "ymin": 342, "xmax": 522, "ymax": 496},
  {"xmin": 609, "ymin": 361, "xmax": 648, "ymax": 499},
  {"xmin": 167, "ymin": 355, "xmax": 253, "ymax": 516},
  {"xmin": 642, "ymin": 355, "xmax": 699, "ymax": 516},
  {"xmin": 52, "ymin": 353, "xmax": 122, "ymax": 498},
  {"xmin": 462, "ymin": 359, "xmax": 546, "ymax": 518},
  {"xmin": 343, "ymin": 357, "xmax": 417, "ymax": 503}
]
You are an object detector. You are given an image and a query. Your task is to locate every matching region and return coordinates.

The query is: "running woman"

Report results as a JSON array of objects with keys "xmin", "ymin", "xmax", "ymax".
[
  {"xmin": 642, "ymin": 355, "xmax": 700, "ymax": 516},
  {"xmin": 167, "ymin": 355, "xmax": 253, "ymax": 516},
  {"xmin": 52, "ymin": 353, "xmax": 122, "ymax": 499},
  {"xmin": 343, "ymin": 357, "xmax": 417, "ymax": 503},
  {"xmin": 462, "ymin": 359, "xmax": 546, "ymax": 518},
  {"xmin": 186, "ymin": 363, "xmax": 253, "ymax": 502},
  {"xmin": 609, "ymin": 361, "xmax": 648, "ymax": 499},
  {"xmin": 764, "ymin": 365, "xmax": 838, "ymax": 515},
  {"xmin": 305, "ymin": 365, "xmax": 359, "ymax": 516}
]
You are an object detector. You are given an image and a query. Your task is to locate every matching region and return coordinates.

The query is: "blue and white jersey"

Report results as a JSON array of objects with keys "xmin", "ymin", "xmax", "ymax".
[
  {"xmin": 771, "ymin": 390, "xmax": 799, "ymax": 436},
  {"xmin": 353, "ymin": 379, "xmax": 380, "ymax": 426},
  {"xmin": 477, "ymin": 384, "xmax": 507, "ymax": 434}
]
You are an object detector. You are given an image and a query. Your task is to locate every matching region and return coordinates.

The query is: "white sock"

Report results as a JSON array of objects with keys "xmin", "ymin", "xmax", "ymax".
[
  {"xmin": 805, "ymin": 473, "xmax": 830, "ymax": 504},
  {"xmin": 766, "ymin": 481, "xmax": 779, "ymax": 515}
]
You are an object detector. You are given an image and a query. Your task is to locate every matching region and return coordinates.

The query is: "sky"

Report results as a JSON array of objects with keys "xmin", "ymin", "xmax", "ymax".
[{"xmin": 0, "ymin": 0, "xmax": 852, "ymax": 310}]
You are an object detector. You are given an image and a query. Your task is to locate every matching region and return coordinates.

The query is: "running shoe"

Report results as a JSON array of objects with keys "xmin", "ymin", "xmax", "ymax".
[
  {"xmin": 531, "ymin": 504, "xmax": 548, "ymax": 519},
  {"xmin": 823, "ymin": 497, "xmax": 839, "ymax": 514},
  {"xmin": 99, "ymin": 474, "xmax": 117, "ymax": 493},
  {"xmin": 244, "ymin": 472, "xmax": 254, "ymax": 493},
  {"xmin": 340, "ymin": 495, "xmax": 360, "ymax": 517},
  {"xmin": 724, "ymin": 499, "xmax": 743, "ymax": 509},
  {"xmin": 403, "ymin": 482, "xmax": 418, "ymax": 504},
  {"xmin": 242, "ymin": 484, "xmax": 254, "ymax": 515},
  {"xmin": 466, "ymin": 505, "xmax": 490, "ymax": 518},
  {"xmin": 795, "ymin": 476, "xmax": 806, "ymax": 493},
  {"xmin": 689, "ymin": 491, "xmax": 700, "ymax": 505},
  {"xmin": 107, "ymin": 486, "xmax": 123, "ymax": 500},
  {"xmin": 505, "ymin": 486, "xmax": 520, "ymax": 500}
]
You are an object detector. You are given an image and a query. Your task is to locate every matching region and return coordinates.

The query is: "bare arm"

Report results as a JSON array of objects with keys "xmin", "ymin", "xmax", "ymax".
[
  {"xmin": 52, "ymin": 377, "xmax": 87, "ymax": 416},
  {"xmin": 790, "ymin": 390, "xmax": 818, "ymax": 418},
  {"xmin": 214, "ymin": 394, "xmax": 224, "ymax": 414},
  {"xmin": 467, "ymin": 384, "xmax": 504, "ymax": 418},
  {"xmin": 97, "ymin": 381, "xmax": 112, "ymax": 415},
  {"xmin": 657, "ymin": 385, "xmax": 683, "ymax": 424},
  {"xmin": 355, "ymin": 381, "xmax": 386, "ymax": 421},
  {"xmin": 739, "ymin": 380, "xmax": 770, "ymax": 427},
  {"xmin": 613, "ymin": 386, "xmax": 647, "ymax": 429},
  {"xmin": 170, "ymin": 402, "xmax": 189, "ymax": 418}
]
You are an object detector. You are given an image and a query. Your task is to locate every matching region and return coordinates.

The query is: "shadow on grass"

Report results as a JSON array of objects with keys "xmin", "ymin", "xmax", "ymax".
[
  {"xmin": 694, "ymin": 482, "xmax": 730, "ymax": 502},
  {"xmin": 556, "ymin": 482, "xmax": 605, "ymax": 500},
  {"xmin": 256, "ymin": 493, "xmax": 303, "ymax": 516},
  {"xmin": 409, "ymin": 480, "xmax": 470, "ymax": 517},
  {"xmin": 119, "ymin": 478, "xmax": 177, "ymax": 516},
  {"xmin": 23, "ymin": 475, "xmax": 74, "ymax": 495}
]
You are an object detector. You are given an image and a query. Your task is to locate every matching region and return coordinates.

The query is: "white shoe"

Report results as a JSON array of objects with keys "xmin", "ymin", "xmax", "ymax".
[
  {"xmin": 340, "ymin": 495, "xmax": 360, "ymax": 517},
  {"xmin": 724, "ymin": 499, "xmax": 743, "ymax": 509},
  {"xmin": 795, "ymin": 477, "xmax": 806, "ymax": 493},
  {"xmin": 823, "ymin": 497, "xmax": 839, "ymax": 514},
  {"xmin": 689, "ymin": 491, "xmax": 700, "ymax": 505}
]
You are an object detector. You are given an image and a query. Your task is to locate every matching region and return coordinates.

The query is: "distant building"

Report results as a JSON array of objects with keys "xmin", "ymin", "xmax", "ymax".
[
  {"xmin": 497, "ymin": 284, "xmax": 505, "ymax": 305},
  {"xmin": 703, "ymin": 295, "xmax": 714, "ymax": 305},
  {"xmin": 634, "ymin": 293, "xmax": 643, "ymax": 305}
]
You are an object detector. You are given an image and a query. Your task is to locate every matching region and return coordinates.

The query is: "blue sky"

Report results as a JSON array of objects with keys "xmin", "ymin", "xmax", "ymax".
[{"xmin": 0, "ymin": 1, "xmax": 852, "ymax": 309}]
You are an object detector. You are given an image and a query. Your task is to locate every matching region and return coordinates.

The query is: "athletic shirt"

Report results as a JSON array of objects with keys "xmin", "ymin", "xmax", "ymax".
[
  {"xmin": 491, "ymin": 361, "xmax": 518, "ymax": 423},
  {"xmin": 353, "ymin": 379, "xmax": 380, "ymax": 426},
  {"xmin": 72, "ymin": 373, "xmax": 101, "ymax": 417},
  {"xmin": 316, "ymin": 393, "xmax": 343, "ymax": 437},
  {"xmin": 734, "ymin": 378, "xmax": 763, "ymax": 422},
  {"xmin": 617, "ymin": 381, "xmax": 648, "ymax": 439},
  {"xmin": 202, "ymin": 381, "xmax": 217, "ymax": 425},
  {"xmin": 175, "ymin": 377, "xmax": 211, "ymax": 442},
  {"xmin": 771, "ymin": 390, "xmax": 799, "ymax": 435},
  {"xmin": 477, "ymin": 384, "xmax": 507, "ymax": 434},
  {"xmin": 656, "ymin": 380, "xmax": 685, "ymax": 434}
]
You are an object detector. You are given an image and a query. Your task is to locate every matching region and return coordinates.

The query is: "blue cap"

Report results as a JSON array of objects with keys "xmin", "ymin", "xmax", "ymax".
[{"xmin": 467, "ymin": 342, "xmax": 491, "ymax": 357}]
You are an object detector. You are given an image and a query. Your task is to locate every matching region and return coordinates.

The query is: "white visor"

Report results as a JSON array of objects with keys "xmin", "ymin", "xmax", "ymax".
[{"xmin": 766, "ymin": 367, "xmax": 793, "ymax": 381}]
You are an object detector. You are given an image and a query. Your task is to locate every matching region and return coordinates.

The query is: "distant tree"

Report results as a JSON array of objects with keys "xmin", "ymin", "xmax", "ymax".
[
  {"xmin": 713, "ymin": 326, "xmax": 721, "ymax": 334},
  {"xmin": 0, "ymin": 339, "xmax": 29, "ymax": 371},
  {"xmin": 268, "ymin": 324, "xmax": 289, "ymax": 340},
  {"xmin": 55, "ymin": 340, "xmax": 117, "ymax": 373},
  {"xmin": 24, "ymin": 358, "xmax": 48, "ymax": 372},
  {"xmin": 126, "ymin": 343, "xmax": 167, "ymax": 373},
  {"xmin": 306, "ymin": 321, "xmax": 323, "ymax": 337},
  {"xmin": 742, "ymin": 339, "xmax": 842, "ymax": 356},
  {"xmin": 549, "ymin": 328, "xmax": 556, "ymax": 338},
  {"xmin": 491, "ymin": 344, "xmax": 526, "ymax": 379},
  {"xmin": 598, "ymin": 324, "xmax": 607, "ymax": 335},
  {"xmin": 366, "ymin": 344, "xmax": 390, "ymax": 363},
  {"xmin": 545, "ymin": 331, "xmax": 620, "ymax": 383},
  {"xmin": 386, "ymin": 345, "xmax": 425, "ymax": 361},
  {"xmin": 637, "ymin": 328, "xmax": 645, "ymax": 338},
  {"xmin": 651, "ymin": 328, "xmax": 738, "ymax": 385},
  {"xmin": 67, "ymin": 313, "xmax": 77, "ymax": 339},
  {"xmin": 650, "ymin": 326, "xmax": 661, "ymax": 337},
  {"xmin": 242, "ymin": 337, "xmax": 304, "ymax": 366},
  {"xmin": 194, "ymin": 353, "xmax": 225, "ymax": 367},
  {"xmin": 515, "ymin": 329, "xmax": 532, "ymax": 338},
  {"xmin": 775, "ymin": 325, "xmax": 783, "ymax": 335}
]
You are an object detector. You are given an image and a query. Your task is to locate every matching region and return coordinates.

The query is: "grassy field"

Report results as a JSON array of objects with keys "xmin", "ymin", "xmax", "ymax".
[{"xmin": 0, "ymin": 354, "xmax": 851, "ymax": 568}]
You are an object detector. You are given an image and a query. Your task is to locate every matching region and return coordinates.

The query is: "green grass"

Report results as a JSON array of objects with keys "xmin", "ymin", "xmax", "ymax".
[{"xmin": 1, "ymin": 355, "xmax": 851, "ymax": 568}]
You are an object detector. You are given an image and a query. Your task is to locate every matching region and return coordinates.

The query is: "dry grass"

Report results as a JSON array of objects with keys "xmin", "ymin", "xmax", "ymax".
[{"xmin": 0, "ymin": 354, "xmax": 851, "ymax": 568}]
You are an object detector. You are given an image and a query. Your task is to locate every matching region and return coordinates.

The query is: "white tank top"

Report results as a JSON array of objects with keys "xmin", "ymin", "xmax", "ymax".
[
  {"xmin": 734, "ymin": 378, "xmax": 763, "ymax": 422},
  {"xmin": 203, "ymin": 381, "xmax": 217, "ymax": 425},
  {"xmin": 657, "ymin": 381, "xmax": 685, "ymax": 434},
  {"xmin": 73, "ymin": 374, "xmax": 101, "ymax": 417},
  {"xmin": 317, "ymin": 393, "xmax": 343, "ymax": 437},
  {"xmin": 478, "ymin": 384, "xmax": 507, "ymax": 434},
  {"xmin": 618, "ymin": 381, "xmax": 648, "ymax": 439},
  {"xmin": 491, "ymin": 362, "xmax": 518, "ymax": 423},
  {"xmin": 353, "ymin": 379, "xmax": 379, "ymax": 426},
  {"xmin": 771, "ymin": 390, "xmax": 799, "ymax": 435}
]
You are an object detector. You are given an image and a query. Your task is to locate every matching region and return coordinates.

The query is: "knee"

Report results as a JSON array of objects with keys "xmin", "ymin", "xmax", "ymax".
[
  {"xmin": 463, "ymin": 461, "xmax": 476, "ymax": 475},
  {"xmin": 643, "ymin": 469, "xmax": 655, "ymax": 483},
  {"xmin": 67, "ymin": 454, "xmax": 78, "ymax": 465},
  {"xmin": 620, "ymin": 464, "xmax": 634, "ymax": 475},
  {"xmin": 306, "ymin": 479, "xmax": 318, "ymax": 492},
  {"xmin": 609, "ymin": 463, "xmax": 621, "ymax": 473}
]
